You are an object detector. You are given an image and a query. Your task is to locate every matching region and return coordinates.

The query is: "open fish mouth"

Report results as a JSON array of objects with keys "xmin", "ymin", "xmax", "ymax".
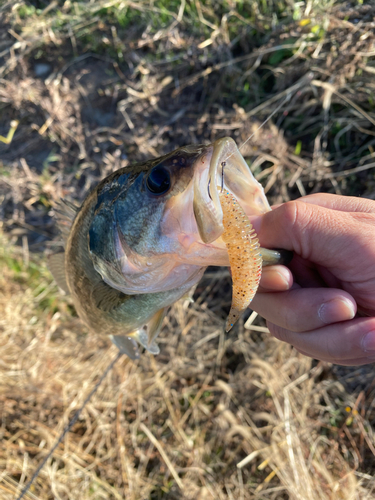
[{"xmin": 193, "ymin": 137, "xmax": 271, "ymax": 245}]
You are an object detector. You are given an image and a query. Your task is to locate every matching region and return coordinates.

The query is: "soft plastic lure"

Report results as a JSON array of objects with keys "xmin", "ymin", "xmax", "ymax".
[{"xmin": 218, "ymin": 190, "xmax": 262, "ymax": 332}]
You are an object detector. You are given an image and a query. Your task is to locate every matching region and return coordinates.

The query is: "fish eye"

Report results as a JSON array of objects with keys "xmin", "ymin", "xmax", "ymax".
[{"xmin": 146, "ymin": 165, "xmax": 171, "ymax": 195}]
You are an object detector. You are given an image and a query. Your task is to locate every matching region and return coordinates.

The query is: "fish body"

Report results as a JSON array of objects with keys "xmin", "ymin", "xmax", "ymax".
[{"xmin": 50, "ymin": 138, "xmax": 287, "ymax": 359}]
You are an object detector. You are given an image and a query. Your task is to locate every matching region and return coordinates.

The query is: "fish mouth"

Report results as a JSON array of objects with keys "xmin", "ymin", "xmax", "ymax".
[{"xmin": 193, "ymin": 137, "xmax": 271, "ymax": 244}]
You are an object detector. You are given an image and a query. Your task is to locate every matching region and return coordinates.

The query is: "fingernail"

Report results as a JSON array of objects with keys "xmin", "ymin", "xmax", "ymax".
[
  {"xmin": 318, "ymin": 298, "xmax": 356, "ymax": 324},
  {"xmin": 362, "ymin": 331, "xmax": 375, "ymax": 353},
  {"xmin": 260, "ymin": 266, "xmax": 291, "ymax": 290},
  {"xmin": 274, "ymin": 268, "xmax": 291, "ymax": 289}
]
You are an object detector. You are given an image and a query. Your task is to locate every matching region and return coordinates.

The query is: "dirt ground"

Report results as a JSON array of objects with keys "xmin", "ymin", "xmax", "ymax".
[{"xmin": 1, "ymin": 1, "xmax": 375, "ymax": 499}]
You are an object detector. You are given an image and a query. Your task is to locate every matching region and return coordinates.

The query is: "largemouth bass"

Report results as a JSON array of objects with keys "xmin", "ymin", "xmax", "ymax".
[{"xmin": 49, "ymin": 137, "xmax": 288, "ymax": 359}]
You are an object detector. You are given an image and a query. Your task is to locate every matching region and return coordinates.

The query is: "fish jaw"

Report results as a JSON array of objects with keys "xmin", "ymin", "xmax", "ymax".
[
  {"xmin": 211, "ymin": 138, "xmax": 271, "ymax": 216},
  {"xmin": 159, "ymin": 137, "xmax": 275, "ymax": 270},
  {"xmin": 192, "ymin": 143, "xmax": 223, "ymax": 244},
  {"xmin": 161, "ymin": 137, "xmax": 272, "ymax": 268},
  {"xmin": 193, "ymin": 137, "xmax": 271, "ymax": 245}
]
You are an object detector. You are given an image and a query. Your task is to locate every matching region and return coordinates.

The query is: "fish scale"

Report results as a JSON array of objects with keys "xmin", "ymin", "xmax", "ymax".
[{"xmin": 218, "ymin": 190, "xmax": 263, "ymax": 332}]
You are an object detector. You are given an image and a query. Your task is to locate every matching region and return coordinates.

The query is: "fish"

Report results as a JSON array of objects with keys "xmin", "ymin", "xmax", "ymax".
[{"xmin": 49, "ymin": 137, "xmax": 290, "ymax": 360}]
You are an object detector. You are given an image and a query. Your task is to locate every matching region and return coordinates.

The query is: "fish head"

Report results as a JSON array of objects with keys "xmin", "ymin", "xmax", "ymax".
[{"xmin": 89, "ymin": 137, "xmax": 271, "ymax": 295}]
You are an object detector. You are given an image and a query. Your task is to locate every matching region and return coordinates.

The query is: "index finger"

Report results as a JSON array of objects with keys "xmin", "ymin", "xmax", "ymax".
[
  {"xmin": 295, "ymin": 193, "xmax": 375, "ymax": 213},
  {"xmin": 251, "ymin": 200, "xmax": 375, "ymax": 268}
]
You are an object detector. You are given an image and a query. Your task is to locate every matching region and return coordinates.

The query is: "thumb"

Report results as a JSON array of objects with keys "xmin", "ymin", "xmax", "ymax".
[{"xmin": 252, "ymin": 200, "xmax": 364, "ymax": 269}]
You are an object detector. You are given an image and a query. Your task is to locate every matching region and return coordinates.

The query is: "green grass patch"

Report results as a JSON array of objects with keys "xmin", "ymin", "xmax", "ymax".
[{"xmin": 0, "ymin": 239, "xmax": 63, "ymax": 314}]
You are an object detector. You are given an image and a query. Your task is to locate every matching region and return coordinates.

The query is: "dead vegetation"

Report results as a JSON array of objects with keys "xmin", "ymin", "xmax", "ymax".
[{"xmin": 1, "ymin": 0, "xmax": 375, "ymax": 499}]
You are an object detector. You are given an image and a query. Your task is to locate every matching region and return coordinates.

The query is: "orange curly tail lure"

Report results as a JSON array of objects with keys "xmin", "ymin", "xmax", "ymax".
[{"xmin": 218, "ymin": 190, "xmax": 262, "ymax": 332}]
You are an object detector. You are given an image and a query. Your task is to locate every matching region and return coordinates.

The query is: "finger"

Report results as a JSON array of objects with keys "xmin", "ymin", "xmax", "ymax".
[
  {"xmin": 289, "ymin": 255, "xmax": 331, "ymax": 288},
  {"xmin": 258, "ymin": 265, "xmax": 293, "ymax": 291},
  {"xmin": 251, "ymin": 200, "xmax": 375, "ymax": 268},
  {"xmin": 251, "ymin": 287, "xmax": 356, "ymax": 332},
  {"xmin": 294, "ymin": 348, "xmax": 375, "ymax": 367},
  {"xmin": 296, "ymin": 193, "xmax": 375, "ymax": 213},
  {"xmin": 266, "ymin": 317, "xmax": 375, "ymax": 362},
  {"xmin": 271, "ymin": 194, "xmax": 375, "ymax": 213}
]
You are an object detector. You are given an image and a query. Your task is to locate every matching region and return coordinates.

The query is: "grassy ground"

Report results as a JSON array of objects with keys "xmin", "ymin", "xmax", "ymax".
[{"xmin": 1, "ymin": 0, "xmax": 375, "ymax": 498}]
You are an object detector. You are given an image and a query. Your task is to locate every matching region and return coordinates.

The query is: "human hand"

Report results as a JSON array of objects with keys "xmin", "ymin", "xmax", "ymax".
[{"xmin": 250, "ymin": 193, "xmax": 375, "ymax": 366}]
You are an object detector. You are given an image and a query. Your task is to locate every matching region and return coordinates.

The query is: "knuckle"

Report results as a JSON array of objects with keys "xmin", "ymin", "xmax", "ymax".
[
  {"xmin": 267, "ymin": 322, "xmax": 291, "ymax": 344},
  {"xmin": 324, "ymin": 335, "xmax": 342, "ymax": 362},
  {"xmin": 280, "ymin": 200, "xmax": 299, "ymax": 227},
  {"xmin": 281, "ymin": 200, "xmax": 315, "ymax": 258},
  {"xmin": 281, "ymin": 305, "xmax": 299, "ymax": 332}
]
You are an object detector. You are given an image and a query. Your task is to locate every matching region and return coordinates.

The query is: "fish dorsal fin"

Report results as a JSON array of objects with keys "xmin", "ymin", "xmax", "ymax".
[
  {"xmin": 91, "ymin": 280, "xmax": 129, "ymax": 312},
  {"xmin": 110, "ymin": 334, "xmax": 140, "ymax": 360},
  {"xmin": 48, "ymin": 252, "xmax": 70, "ymax": 294},
  {"xmin": 54, "ymin": 199, "xmax": 79, "ymax": 244}
]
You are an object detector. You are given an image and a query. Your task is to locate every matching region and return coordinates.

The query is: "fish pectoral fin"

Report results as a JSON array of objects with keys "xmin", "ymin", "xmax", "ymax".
[
  {"xmin": 131, "ymin": 316, "xmax": 165, "ymax": 355},
  {"xmin": 91, "ymin": 281, "xmax": 129, "ymax": 312},
  {"xmin": 110, "ymin": 334, "xmax": 140, "ymax": 360},
  {"xmin": 146, "ymin": 307, "xmax": 167, "ymax": 346},
  {"xmin": 135, "ymin": 328, "xmax": 160, "ymax": 355},
  {"xmin": 48, "ymin": 252, "xmax": 70, "ymax": 294},
  {"xmin": 180, "ymin": 283, "xmax": 198, "ymax": 304},
  {"xmin": 111, "ymin": 309, "xmax": 167, "ymax": 358}
]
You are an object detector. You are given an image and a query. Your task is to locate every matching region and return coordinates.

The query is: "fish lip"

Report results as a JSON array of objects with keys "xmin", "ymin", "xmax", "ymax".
[
  {"xmin": 207, "ymin": 136, "xmax": 238, "ymax": 211},
  {"xmin": 193, "ymin": 137, "xmax": 245, "ymax": 244},
  {"xmin": 192, "ymin": 143, "xmax": 221, "ymax": 244}
]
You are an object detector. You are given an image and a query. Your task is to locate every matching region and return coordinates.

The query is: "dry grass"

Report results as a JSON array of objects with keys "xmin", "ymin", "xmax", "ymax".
[
  {"xmin": 2, "ymin": 252, "xmax": 375, "ymax": 500},
  {"xmin": 1, "ymin": 0, "xmax": 375, "ymax": 498}
]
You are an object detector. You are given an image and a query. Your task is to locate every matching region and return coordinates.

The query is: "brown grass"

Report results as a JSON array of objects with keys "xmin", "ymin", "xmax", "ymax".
[
  {"xmin": 1, "ymin": 1, "xmax": 375, "ymax": 498},
  {"xmin": 2, "ymin": 254, "xmax": 375, "ymax": 499}
]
